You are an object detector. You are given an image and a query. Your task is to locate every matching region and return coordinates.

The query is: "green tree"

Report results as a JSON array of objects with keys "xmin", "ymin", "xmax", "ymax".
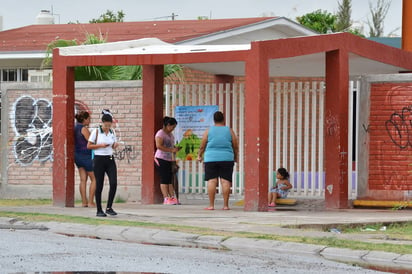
[
  {"xmin": 89, "ymin": 10, "xmax": 125, "ymax": 23},
  {"xmin": 368, "ymin": 0, "xmax": 391, "ymax": 37},
  {"xmin": 335, "ymin": 0, "xmax": 352, "ymax": 32},
  {"xmin": 296, "ymin": 10, "xmax": 337, "ymax": 34},
  {"xmin": 336, "ymin": 0, "xmax": 365, "ymax": 37},
  {"xmin": 297, "ymin": 4, "xmax": 364, "ymax": 37},
  {"xmin": 346, "ymin": 28, "xmax": 365, "ymax": 37}
]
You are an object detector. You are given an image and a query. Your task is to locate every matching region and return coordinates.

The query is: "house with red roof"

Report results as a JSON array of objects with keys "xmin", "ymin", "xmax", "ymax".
[{"xmin": 0, "ymin": 17, "xmax": 316, "ymax": 82}]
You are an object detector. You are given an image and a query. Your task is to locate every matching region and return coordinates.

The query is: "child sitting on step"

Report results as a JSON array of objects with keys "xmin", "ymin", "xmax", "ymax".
[{"xmin": 268, "ymin": 168, "xmax": 293, "ymax": 207}]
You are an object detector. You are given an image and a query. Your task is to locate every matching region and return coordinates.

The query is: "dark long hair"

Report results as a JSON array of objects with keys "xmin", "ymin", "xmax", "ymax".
[
  {"xmin": 75, "ymin": 111, "xmax": 90, "ymax": 123},
  {"xmin": 277, "ymin": 168, "xmax": 290, "ymax": 180},
  {"xmin": 163, "ymin": 116, "xmax": 177, "ymax": 127}
]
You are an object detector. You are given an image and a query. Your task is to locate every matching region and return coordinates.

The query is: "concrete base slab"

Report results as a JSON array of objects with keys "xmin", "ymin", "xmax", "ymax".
[
  {"xmin": 121, "ymin": 227, "xmax": 161, "ymax": 243},
  {"xmin": 151, "ymin": 230, "xmax": 199, "ymax": 245},
  {"xmin": 222, "ymin": 237, "xmax": 281, "ymax": 250},
  {"xmin": 394, "ymin": 254, "xmax": 412, "ymax": 267},
  {"xmin": 321, "ymin": 247, "xmax": 369, "ymax": 263},
  {"xmin": 194, "ymin": 235, "xmax": 226, "ymax": 247},
  {"xmin": 272, "ymin": 241, "xmax": 326, "ymax": 255},
  {"xmin": 362, "ymin": 250, "xmax": 402, "ymax": 266}
]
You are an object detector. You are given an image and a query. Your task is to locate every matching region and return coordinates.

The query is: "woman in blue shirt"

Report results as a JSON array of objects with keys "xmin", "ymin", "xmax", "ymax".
[
  {"xmin": 197, "ymin": 111, "xmax": 238, "ymax": 210},
  {"xmin": 74, "ymin": 111, "xmax": 96, "ymax": 207}
]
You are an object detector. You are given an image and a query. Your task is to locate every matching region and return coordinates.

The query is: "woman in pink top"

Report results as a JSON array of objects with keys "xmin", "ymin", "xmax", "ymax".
[{"xmin": 155, "ymin": 116, "xmax": 181, "ymax": 205}]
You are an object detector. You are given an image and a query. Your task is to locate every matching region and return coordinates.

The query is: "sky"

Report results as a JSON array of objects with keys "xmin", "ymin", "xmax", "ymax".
[{"xmin": 0, "ymin": 0, "xmax": 403, "ymax": 36}]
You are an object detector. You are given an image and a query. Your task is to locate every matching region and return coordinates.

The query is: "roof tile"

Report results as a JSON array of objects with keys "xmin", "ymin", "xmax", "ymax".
[{"xmin": 0, "ymin": 18, "xmax": 275, "ymax": 52}]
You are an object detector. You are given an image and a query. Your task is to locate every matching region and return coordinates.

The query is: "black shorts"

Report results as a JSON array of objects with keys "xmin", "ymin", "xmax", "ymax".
[
  {"xmin": 155, "ymin": 158, "xmax": 172, "ymax": 184},
  {"xmin": 204, "ymin": 161, "xmax": 234, "ymax": 182}
]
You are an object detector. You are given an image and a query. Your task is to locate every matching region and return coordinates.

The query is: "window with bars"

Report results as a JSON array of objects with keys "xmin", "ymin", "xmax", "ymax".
[{"xmin": 0, "ymin": 68, "xmax": 29, "ymax": 82}]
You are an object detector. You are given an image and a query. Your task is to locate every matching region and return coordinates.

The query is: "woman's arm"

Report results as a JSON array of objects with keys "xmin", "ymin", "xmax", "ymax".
[
  {"xmin": 155, "ymin": 136, "xmax": 179, "ymax": 153},
  {"xmin": 197, "ymin": 129, "xmax": 209, "ymax": 162},
  {"xmin": 230, "ymin": 129, "xmax": 239, "ymax": 163},
  {"xmin": 87, "ymin": 141, "xmax": 107, "ymax": 150},
  {"xmin": 86, "ymin": 129, "xmax": 107, "ymax": 150}
]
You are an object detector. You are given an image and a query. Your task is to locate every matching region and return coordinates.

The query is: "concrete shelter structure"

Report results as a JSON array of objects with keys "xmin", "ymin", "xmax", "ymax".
[{"xmin": 52, "ymin": 33, "xmax": 412, "ymax": 211}]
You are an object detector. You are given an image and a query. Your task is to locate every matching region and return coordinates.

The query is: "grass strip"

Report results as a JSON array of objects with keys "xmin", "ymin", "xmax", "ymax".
[
  {"xmin": 0, "ymin": 211, "xmax": 411, "ymax": 254},
  {"xmin": 0, "ymin": 199, "xmax": 52, "ymax": 206}
]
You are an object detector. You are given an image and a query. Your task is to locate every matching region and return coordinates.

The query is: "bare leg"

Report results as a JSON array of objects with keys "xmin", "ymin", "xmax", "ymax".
[
  {"xmin": 87, "ymin": 171, "xmax": 96, "ymax": 207},
  {"xmin": 268, "ymin": 192, "xmax": 273, "ymax": 204},
  {"xmin": 221, "ymin": 179, "xmax": 231, "ymax": 210},
  {"xmin": 160, "ymin": 184, "xmax": 170, "ymax": 198},
  {"xmin": 78, "ymin": 168, "xmax": 88, "ymax": 206},
  {"xmin": 206, "ymin": 178, "xmax": 218, "ymax": 209},
  {"xmin": 268, "ymin": 192, "xmax": 276, "ymax": 206},
  {"xmin": 168, "ymin": 184, "xmax": 175, "ymax": 197}
]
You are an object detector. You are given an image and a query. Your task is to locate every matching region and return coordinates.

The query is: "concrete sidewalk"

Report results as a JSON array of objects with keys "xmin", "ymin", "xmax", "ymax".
[{"xmin": 0, "ymin": 198, "xmax": 411, "ymax": 271}]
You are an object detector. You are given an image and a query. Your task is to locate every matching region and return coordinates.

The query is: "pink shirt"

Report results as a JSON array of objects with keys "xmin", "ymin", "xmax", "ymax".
[{"xmin": 154, "ymin": 129, "xmax": 175, "ymax": 161}]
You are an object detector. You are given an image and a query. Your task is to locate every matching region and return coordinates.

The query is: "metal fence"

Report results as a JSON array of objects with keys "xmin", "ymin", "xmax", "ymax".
[{"xmin": 165, "ymin": 80, "xmax": 359, "ymax": 199}]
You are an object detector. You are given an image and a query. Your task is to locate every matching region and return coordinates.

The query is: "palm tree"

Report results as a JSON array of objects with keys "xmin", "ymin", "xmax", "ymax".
[
  {"xmin": 43, "ymin": 33, "xmax": 184, "ymax": 81},
  {"xmin": 43, "ymin": 33, "xmax": 124, "ymax": 81}
]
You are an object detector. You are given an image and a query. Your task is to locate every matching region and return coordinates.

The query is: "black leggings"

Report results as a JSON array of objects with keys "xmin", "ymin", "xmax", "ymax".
[{"xmin": 93, "ymin": 155, "xmax": 117, "ymax": 212}]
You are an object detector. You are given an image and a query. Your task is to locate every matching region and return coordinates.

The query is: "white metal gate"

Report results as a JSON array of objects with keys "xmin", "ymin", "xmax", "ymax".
[
  {"xmin": 164, "ymin": 80, "xmax": 358, "ymax": 199},
  {"xmin": 165, "ymin": 83, "xmax": 245, "ymax": 196}
]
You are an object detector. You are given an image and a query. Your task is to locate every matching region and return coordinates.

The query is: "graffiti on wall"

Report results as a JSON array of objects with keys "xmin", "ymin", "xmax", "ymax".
[
  {"xmin": 11, "ymin": 96, "xmax": 137, "ymax": 166},
  {"xmin": 11, "ymin": 96, "xmax": 93, "ymax": 166},
  {"xmin": 11, "ymin": 96, "xmax": 53, "ymax": 165},
  {"xmin": 325, "ymin": 110, "xmax": 340, "ymax": 136},
  {"xmin": 385, "ymin": 105, "xmax": 412, "ymax": 149},
  {"xmin": 113, "ymin": 145, "xmax": 138, "ymax": 164}
]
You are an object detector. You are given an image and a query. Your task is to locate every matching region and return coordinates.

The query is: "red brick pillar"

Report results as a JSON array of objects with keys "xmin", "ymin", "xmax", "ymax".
[
  {"xmin": 244, "ymin": 43, "xmax": 269, "ymax": 211},
  {"xmin": 141, "ymin": 65, "xmax": 164, "ymax": 204},
  {"xmin": 52, "ymin": 49, "xmax": 75, "ymax": 207},
  {"xmin": 324, "ymin": 49, "xmax": 349, "ymax": 209}
]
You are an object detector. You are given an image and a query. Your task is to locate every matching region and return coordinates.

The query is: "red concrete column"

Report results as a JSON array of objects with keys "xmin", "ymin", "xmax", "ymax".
[
  {"xmin": 402, "ymin": 0, "xmax": 412, "ymax": 51},
  {"xmin": 244, "ymin": 43, "xmax": 269, "ymax": 211},
  {"xmin": 52, "ymin": 49, "xmax": 75, "ymax": 207},
  {"xmin": 324, "ymin": 49, "xmax": 349, "ymax": 209},
  {"xmin": 141, "ymin": 65, "xmax": 164, "ymax": 204}
]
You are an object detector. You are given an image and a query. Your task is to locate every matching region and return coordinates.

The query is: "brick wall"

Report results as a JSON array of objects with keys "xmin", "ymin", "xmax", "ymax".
[
  {"xmin": 2, "ymin": 81, "xmax": 142, "ymax": 201},
  {"xmin": 368, "ymin": 83, "xmax": 412, "ymax": 193}
]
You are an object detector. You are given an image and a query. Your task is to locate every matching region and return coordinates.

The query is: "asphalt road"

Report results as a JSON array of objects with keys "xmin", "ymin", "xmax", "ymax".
[{"xmin": 0, "ymin": 229, "xmax": 387, "ymax": 274}]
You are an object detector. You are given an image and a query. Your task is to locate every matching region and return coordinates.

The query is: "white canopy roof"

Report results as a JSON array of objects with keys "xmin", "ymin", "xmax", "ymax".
[{"xmin": 58, "ymin": 37, "xmax": 410, "ymax": 77}]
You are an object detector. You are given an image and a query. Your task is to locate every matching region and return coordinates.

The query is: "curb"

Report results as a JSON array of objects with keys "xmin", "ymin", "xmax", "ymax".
[
  {"xmin": 353, "ymin": 200, "xmax": 412, "ymax": 208},
  {"xmin": 0, "ymin": 218, "xmax": 411, "ymax": 271}
]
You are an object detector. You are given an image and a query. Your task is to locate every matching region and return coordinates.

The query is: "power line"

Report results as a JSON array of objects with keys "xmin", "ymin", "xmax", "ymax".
[{"xmin": 146, "ymin": 13, "xmax": 178, "ymax": 21}]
